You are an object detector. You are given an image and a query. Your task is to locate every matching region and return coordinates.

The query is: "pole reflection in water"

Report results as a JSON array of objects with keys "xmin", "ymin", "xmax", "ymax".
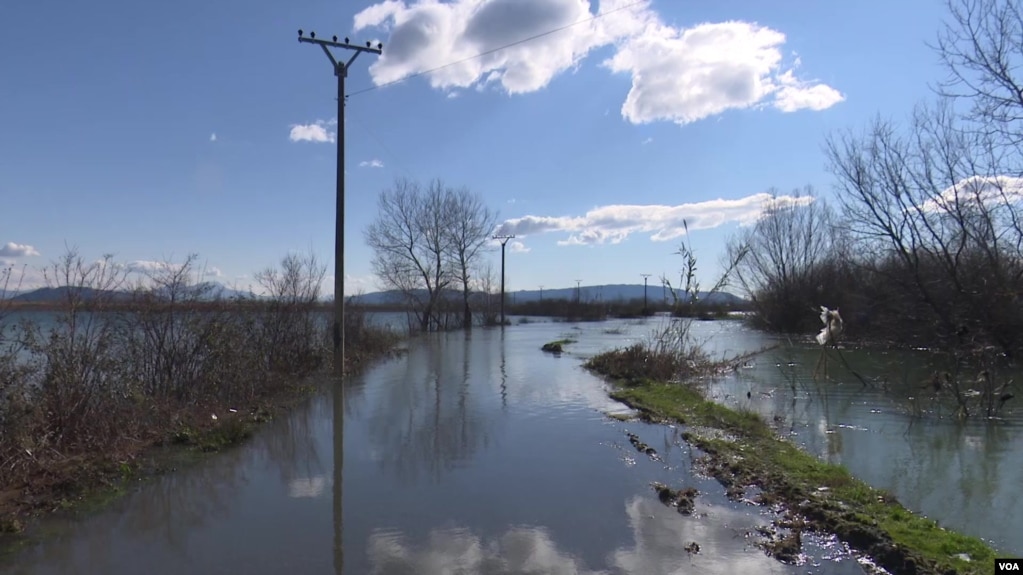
[
  {"xmin": 500, "ymin": 327, "xmax": 508, "ymax": 410},
  {"xmin": 333, "ymin": 375, "xmax": 343, "ymax": 575}
]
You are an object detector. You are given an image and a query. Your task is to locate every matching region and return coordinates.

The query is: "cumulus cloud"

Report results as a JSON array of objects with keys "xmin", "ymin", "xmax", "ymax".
[
  {"xmin": 494, "ymin": 192, "xmax": 814, "ymax": 245},
  {"xmin": 127, "ymin": 260, "xmax": 187, "ymax": 274},
  {"xmin": 289, "ymin": 118, "xmax": 338, "ymax": 143},
  {"xmin": 210, "ymin": 133, "xmax": 217, "ymax": 142},
  {"xmin": 920, "ymin": 175, "xmax": 1023, "ymax": 213},
  {"xmin": 203, "ymin": 266, "xmax": 223, "ymax": 278},
  {"xmin": 360, "ymin": 159, "xmax": 385, "ymax": 168},
  {"xmin": 0, "ymin": 242, "xmax": 40, "ymax": 258},
  {"xmin": 509, "ymin": 240, "xmax": 531, "ymax": 253},
  {"xmin": 352, "ymin": 0, "xmax": 843, "ymax": 124},
  {"xmin": 641, "ymin": 137, "xmax": 653, "ymax": 145}
]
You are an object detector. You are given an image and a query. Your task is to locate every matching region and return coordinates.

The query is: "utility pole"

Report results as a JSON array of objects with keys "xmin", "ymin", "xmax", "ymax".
[
  {"xmin": 493, "ymin": 235, "xmax": 515, "ymax": 325},
  {"xmin": 298, "ymin": 29, "xmax": 382, "ymax": 377},
  {"xmin": 641, "ymin": 273, "xmax": 651, "ymax": 314},
  {"xmin": 575, "ymin": 279, "xmax": 582, "ymax": 303},
  {"xmin": 538, "ymin": 285, "xmax": 544, "ymax": 302}
]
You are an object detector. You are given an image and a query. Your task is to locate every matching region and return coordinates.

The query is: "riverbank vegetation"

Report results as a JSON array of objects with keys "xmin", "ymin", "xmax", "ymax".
[
  {"xmin": 727, "ymin": 0, "xmax": 1023, "ymax": 363},
  {"xmin": 595, "ymin": 373, "xmax": 996, "ymax": 574},
  {"xmin": 0, "ymin": 249, "xmax": 400, "ymax": 534},
  {"xmin": 584, "ymin": 308, "xmax": 998, "ymax": 573},
  {"xmin": 585, "ymin": 200, "xmax": 999, "ymax": 571}
]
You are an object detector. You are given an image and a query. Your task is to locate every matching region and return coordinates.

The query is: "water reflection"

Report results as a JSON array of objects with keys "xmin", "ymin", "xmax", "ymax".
[
  {"xmin": 364, "ymin": 332, "xmax": 494, "ymax": 484},
  {"xmin": 5, "ymin": 317, "xmax": 1021, "ymax": 573},
  {"xmin": 5, "ymin": 390, "xmax": 334, "ymax": 575},
  {"xmin": 335, "ymin": 375, "xmax": 344, "ymax": 575},
  {"xmin": 366, "ymin": 495, "xmax": 859, "ymax": 575}
]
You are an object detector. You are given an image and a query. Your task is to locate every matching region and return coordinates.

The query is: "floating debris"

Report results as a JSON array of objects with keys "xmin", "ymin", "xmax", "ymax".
[
  {"xmin": 651, "ymin": 482, "xmax": 698, "ymax": 515},
  {"xmin": 626, "ymin": 432, "xmax": 659, "ymax": 459}
]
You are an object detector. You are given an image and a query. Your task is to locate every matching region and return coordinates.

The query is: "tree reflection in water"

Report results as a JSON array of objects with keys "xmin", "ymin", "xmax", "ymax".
[{"xmin": 366, "ymin": 333, "xmax": 495, "ymax": 484}]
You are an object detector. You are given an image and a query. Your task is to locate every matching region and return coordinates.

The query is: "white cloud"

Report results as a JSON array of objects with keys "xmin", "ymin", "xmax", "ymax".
[
  {"xmin": 604, "ymin": 20, "xmax": 844, "ymax": 125},
  {"xmin": 509, "ymin": 240, "xmax": 531, "ymax": 253},
  {"xmin": 352, "ymin": 0, "xmax": 842, "ymax": 124},
  {"xmin": 359, "ymin": 159, "xmax": 386, "ymax": 168},
  {"xmin": 0, "ymin": 242, "xmax": 40, "ymax": 258},
  {"xmin": 772, "ymin": 70, "xmax": 845, "ymax": 113},
  {"xmin": 0, "ymin": 263, "xmax": 46, "ymax": 292},
  {"xmin": 920, "ymin": 175, "xmax": 1023, "ymax": 213},
  {"xmin": 494, "ymin": 192, "xmax": 815, "ymax": 245},
  {"xmin": 203, "ymin": 266, "xmax": 223, "ymax": 278},
  {"xmin": 642, "ymin": 137, "xmax": 653, "ymax": 145},
  {"xmin": 127, "ymin": 260, "xmax": 187, "ymax": 274},
  {"xmin": 289, "ymin": 118, "xmax": 337, "ymax": 143},
  {"xmin": 210, "ymin": 133, "xmax": 217, "ymax": 142}
]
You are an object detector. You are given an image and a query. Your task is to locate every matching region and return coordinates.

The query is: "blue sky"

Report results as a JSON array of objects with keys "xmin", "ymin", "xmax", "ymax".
[{"xmin": 0, "ymin": 0, "xmax": 950, "ymax": 296}]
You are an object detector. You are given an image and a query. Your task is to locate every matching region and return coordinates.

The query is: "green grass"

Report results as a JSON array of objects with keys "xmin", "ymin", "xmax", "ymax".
[
  {"xmin": 591, "ymin": 362, "xmax": 998, "ymax": 575},
  {"xmin": 541, "ymin": 339, "xmax": 577, "ymax": 352}
]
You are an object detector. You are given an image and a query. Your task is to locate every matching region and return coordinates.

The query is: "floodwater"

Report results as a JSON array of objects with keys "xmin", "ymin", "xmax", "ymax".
[{"xmin": 3, "ymin": 317, "xmax": 1021, "ymax": 574}]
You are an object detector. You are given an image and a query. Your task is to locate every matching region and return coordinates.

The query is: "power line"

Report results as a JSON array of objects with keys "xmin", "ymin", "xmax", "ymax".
[
  {"xmin": 346, "ymin": 0, "xmax": 647, "ymax": 99},
  {"xmin": 345, "ymin": 112, "xmax": 416, "ymax": 178}
]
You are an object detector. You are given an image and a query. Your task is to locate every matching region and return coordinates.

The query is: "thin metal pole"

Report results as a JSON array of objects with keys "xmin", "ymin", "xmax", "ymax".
[
  {"xmin": 492, "ymin": 235, "xmax": 514, "ymax": 325},
  {"xmin": 641, "ymin": 273, "xmax": 651, "ymax": 313}
]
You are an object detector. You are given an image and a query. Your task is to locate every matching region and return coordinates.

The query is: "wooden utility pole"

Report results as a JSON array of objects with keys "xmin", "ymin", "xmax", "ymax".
[
  {"xmin": 298, "ymin": 29, "xmax": 381, "ymax": 575},
  {"xmin": 493, "ymin": 235, "xmax": 515, "ymax": 325},
  {"xmin": 298, "ymin": 29, "xmax": 382, "ymax": 377}
]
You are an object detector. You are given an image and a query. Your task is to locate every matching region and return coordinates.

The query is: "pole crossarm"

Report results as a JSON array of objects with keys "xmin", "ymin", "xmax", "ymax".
[
  {"xmin": 298, "ymin": 32, "xmax": 383, "ymax": 55},
  {"xmin": 299, "ymin": 31, "xmax": 382, "ymax": 78}
]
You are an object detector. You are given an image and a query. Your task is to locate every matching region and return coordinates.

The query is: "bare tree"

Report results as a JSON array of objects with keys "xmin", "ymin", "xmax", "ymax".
[
  {"xmin": 444, "ymin": 186, "xmax": 497, "ymax": 329},
  {"xmin": 726, "ymin": 187, "xmax": 840, "ymax": 331},
  {"xmin": 933, "ymin": 0, "xmax": 1023, "ymax": 156},
  {"xmin": 825, "ymin": 102, "xmax": 1023, "ymax": 355},
  {"xmin": 366, "ymin": 178, "xmax": 452, "ymax": 332},
  {"xmin": 470, "ymin": 260, "xmax": 498, "ymax": 326},
  {"xmin": 254, "ymin": 252, "xmax": 327, "ymax": 372}
]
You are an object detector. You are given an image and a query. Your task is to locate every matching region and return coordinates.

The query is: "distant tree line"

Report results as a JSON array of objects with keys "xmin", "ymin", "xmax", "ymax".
[{"xmin": 727, "ymin": 0, "xmax": 1023, "ymax": 361}]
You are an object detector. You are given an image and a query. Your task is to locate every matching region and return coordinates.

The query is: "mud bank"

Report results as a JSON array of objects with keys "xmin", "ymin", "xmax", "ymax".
[{"xmin": 597, "ymin": 377, "xmax": 999, "ymax": 575}]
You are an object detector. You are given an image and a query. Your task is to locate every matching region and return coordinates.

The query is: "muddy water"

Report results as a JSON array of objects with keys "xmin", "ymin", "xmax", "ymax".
[{"xmin": 5, "ymin": 319, "xmax": 871, "ymax": 575}]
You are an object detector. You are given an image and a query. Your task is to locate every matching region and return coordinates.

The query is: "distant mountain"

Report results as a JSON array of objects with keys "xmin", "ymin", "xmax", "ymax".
[
  {"xmin": 149, "ymin": 281, "xmax": 255, "ymax": 301},
  {"xmin": 10, "ymin": 286, "xmax": 134, "ymax": 303},
  {"xmin": 8, "ymin": 282, "xmax": 256, "ymax": 303},
  {"xmin": 349, "ymin": 284, "xmax": 747, "ymax": 306}
]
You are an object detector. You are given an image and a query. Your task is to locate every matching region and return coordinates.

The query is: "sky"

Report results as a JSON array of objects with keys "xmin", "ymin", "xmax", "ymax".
[{"xmin": 0, "ymin": 0, "xmax": 954, "ymax": 296}]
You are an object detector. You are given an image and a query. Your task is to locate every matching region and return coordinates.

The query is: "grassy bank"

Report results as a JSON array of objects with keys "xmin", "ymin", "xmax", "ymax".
[
  {"xmin": 0, "ymin": 251, "xmax": 402, "ymax": 539},
  {"xmin": 585, "ymin": 345, "xmax": 998, "ymax": 575}
]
